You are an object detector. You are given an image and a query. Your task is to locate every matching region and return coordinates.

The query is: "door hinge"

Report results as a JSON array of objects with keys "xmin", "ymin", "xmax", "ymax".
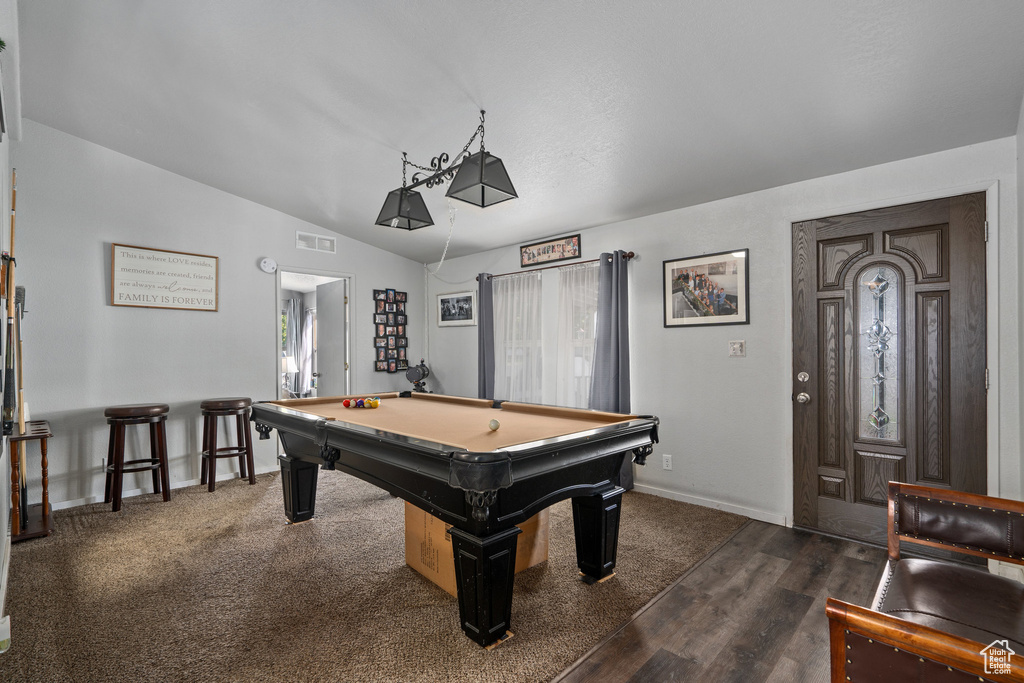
[
  {"xmin": 345, "ymin": 362, "xmax": 349, "ymax": 371},
  {"xmin": 985, "ymin": 368, "xmax": 990, "ymax": 391},
  {"xmin": 985, "ymin": 221, "xmax": 989, "ymax": 242},
  {"xmin": 344, "ymin": 296, "xmax": 349, "ymax": 304}
]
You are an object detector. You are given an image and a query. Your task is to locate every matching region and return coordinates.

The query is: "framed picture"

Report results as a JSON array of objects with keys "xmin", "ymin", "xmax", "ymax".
[
  {"xmin": 374, "ymin": 313, "xmax": 387, "ymax": 324},
  {"xmin": 663, "ymin": 249, "xmax": 749, "ymax": 327},
  {"xmin": 386, "ymin": 288, "xmax": 395, "ymax": 302},
  {"xmin": 111, "ymin": 244, "xmax": 219, "ymax": 311},
  {"xmin": 375, "ymin": 361, "xmax": 387, "ymax": 371},
  {"xmin": 374, "ymin": 337, "xmax": 387, "ymax": 348},
  {"xmin": 520, "ymin": 234, "xmax": 581, "ymax": 268},
  {"xmin": 373, "ymin": 289, "xmax": 387, "ymax": 301},
  {"xmin": 395, "ymin": 291, "xmax": 407, "ymax": 303},
  {"xmin": 438, "ymin": 291, "xmax": 476, "ymax": 327}
]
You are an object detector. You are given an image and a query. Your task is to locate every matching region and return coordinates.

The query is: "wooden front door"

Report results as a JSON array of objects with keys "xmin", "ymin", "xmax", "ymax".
[{"xmin": 792, "ymin": 193, "xmax": 987, "ymax": 543}]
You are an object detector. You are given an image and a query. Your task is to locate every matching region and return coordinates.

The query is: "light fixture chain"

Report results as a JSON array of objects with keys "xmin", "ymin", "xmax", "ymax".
[{"xmin": 404, "ymin": 110, "xmax": 486, "ymax": 175}]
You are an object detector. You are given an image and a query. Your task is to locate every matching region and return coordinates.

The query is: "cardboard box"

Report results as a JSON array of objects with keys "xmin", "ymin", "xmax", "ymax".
[{"xmin": 404, "ymin": 502, "xmax": 549, "ymax": 596}]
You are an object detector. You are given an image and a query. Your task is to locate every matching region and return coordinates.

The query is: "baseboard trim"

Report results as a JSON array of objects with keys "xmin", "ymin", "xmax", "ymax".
[
  {"xmin": 51, "ymin": 466, "xmax": 280, "ymax": 511},
  {"xmin": 632, "ymin": 484, "xmax": 788, "ymax": 526}
]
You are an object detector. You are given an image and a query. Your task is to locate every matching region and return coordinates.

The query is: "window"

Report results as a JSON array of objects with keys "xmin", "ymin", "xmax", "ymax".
[
  {"xmin": 493, "ymin": 272, "xmax": 543, "ymax": 403},
  {"xmin": 556, "ymin": 262, "xmax": 600, "ymax": 408},
  {"xmin": 491, "ymin": 262, "xmax": 601, "ymax": 408}
]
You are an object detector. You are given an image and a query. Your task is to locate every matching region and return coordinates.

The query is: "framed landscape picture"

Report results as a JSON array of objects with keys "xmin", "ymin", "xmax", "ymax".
[
  {"xmin": 663, "ymin": 249, "xmax": 749, "ymax": 327},
  {"xmin": 437, "ymin": 290, "xmax": 476, "ymax": 327}
]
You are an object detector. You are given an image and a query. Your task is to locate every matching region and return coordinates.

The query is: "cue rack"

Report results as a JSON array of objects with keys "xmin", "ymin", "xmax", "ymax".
[{"xmin": 3, "ymin": 169, "xmax": 54, "ymax": 542}]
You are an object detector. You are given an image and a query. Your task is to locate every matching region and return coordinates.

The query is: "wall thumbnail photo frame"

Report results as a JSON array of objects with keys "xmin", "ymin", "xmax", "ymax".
[
  {"xmin": 663, "ymin": 249, "xmax": 749, "ymax": 327},
  {"xmin": 520, "ymin": 234, "xmax": 581, "ymax": 268},
  {"xmin": 437, "ymin": 290, "xmax": 476, "ymax": 327}
]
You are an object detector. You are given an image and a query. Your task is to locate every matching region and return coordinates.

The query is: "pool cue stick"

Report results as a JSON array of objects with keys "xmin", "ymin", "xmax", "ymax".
[
  {"xmin": 14, "ymin": 287, "xmax": 25, "ymax": 522},
  {"xmin": 2, "ymin": 168, "xmax": 15, "ymax": 436}
]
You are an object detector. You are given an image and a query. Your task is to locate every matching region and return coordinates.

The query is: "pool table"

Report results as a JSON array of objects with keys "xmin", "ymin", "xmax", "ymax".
[{"xmin": 250, "ymin": 391, "xmax": 659, "ymax": 647}]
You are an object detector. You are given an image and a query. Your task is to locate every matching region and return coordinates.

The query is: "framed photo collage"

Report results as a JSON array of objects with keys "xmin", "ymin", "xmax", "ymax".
[{"xmin": 373, "ymin": 288, "xmax": 409, "ymax": 373}]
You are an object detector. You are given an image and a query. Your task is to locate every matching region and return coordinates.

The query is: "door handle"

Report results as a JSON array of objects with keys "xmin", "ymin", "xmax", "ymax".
[{"xmin": 796, "ymin": 392, "xmax": 811, "ymax": 404}]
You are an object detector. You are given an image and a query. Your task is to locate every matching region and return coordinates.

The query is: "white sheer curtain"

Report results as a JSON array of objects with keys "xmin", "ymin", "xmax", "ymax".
[
  {"xmin": 556, "ymin": 262, "xmax": 600, "ymax": 408},
  {"xmin": 493, "ymin": 271, "xmax": 543, "ymax": 403}
]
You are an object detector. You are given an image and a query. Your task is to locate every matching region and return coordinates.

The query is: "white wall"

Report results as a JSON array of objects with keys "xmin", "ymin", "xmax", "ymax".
[
  {"xmin": 425, "ymin": 137, "xmax": 1020, "ymax": 524},
  {"xmin": 12, "ymin": 120, "xmax": 426, "ymax": 508},
  {"xmin": 1018, "ymin": 90, "xmax": 1024, "ymax": 498}
]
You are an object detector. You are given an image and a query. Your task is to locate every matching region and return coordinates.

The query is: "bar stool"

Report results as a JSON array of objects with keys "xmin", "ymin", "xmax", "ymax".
[
  {"xmin": 200, "ymin": 397, "xmax": 256, "ymax": 492},
  {"xmin": 104, "ymin": 403, "xmax": 171, "ymax": 512}
]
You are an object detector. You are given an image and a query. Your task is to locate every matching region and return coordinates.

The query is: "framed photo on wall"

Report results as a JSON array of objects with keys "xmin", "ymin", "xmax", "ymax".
[
  {"xmin": 663, "ymin": 249, "xmax": 749, "ymax": 327},
  {"xmin": 520, "ymin": 234, "xmax": 581, "ymax": 268},
  {"xmin": 437, "ymin": 290, "xmax": 477, "ymax": 327}
]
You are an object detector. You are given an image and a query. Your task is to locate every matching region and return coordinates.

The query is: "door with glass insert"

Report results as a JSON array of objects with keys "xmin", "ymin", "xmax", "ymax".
[{"xmin": 792, "ymin": 194, "xmax": 986, "ymax": 544}]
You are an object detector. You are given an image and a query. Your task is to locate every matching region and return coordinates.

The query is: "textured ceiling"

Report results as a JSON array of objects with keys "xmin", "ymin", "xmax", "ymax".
[{"xmin": 16, "ymin": 0, "xmax": 1024, "ymax": 263}]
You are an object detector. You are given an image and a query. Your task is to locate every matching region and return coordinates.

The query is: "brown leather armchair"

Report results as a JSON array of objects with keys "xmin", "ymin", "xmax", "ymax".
[{"xmin": 826, "ymin": 482, "xmax": 1024, "ymax": 682}]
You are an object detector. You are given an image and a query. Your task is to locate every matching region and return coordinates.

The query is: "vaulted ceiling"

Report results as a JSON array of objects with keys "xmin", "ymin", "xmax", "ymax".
[{"xmin": 15, "ymin": 1, "xmax": 1024, "ymax": 263}]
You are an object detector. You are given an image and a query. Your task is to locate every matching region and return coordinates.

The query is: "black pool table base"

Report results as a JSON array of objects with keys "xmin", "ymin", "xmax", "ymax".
[{"xmin": 279, "ymin": 453, "xmax": 626, "ymax": 647}]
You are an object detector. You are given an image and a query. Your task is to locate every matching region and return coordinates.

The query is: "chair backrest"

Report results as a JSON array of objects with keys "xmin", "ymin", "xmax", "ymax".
[{"xmin": 888, "ymin": 481, "xmax": 1024, "ymax": 566}]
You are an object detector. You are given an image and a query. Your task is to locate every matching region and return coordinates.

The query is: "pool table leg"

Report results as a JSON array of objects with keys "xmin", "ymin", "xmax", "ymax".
[
  {"xmin": 572, "ymin": 485, "xmax": 626, "ymax": 582},
  {"xmin": 448, "ymin": 526, "xmax": 522, "ymax": 648},
  {"xmin": 279, "ymin": 455, "xmax": 319, "ymax": 523}
]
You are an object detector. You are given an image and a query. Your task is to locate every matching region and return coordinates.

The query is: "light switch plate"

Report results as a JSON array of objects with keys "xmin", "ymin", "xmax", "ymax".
[{"xmin": 729, "ymin": 340, "xmax": 746, "ymax": 357}]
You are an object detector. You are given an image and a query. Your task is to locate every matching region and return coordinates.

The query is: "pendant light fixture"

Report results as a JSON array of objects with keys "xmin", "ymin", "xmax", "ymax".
[{"xmin": 375, "ymin": 111, "xmax": 516, "ymax": 230}]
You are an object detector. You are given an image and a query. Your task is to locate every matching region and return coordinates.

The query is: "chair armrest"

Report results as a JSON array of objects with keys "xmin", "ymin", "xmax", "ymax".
[
  {"xmin": 887, "ymin": 482, "xmax": 1024, "ymax": 565},
  {"xmin": 826, "ymin": 597, "xmax": 1024, "ymax": 681}
]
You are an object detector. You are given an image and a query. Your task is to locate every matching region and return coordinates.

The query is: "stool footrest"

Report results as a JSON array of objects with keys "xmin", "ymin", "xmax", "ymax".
[
  {"xmin": 203, "ymin": 447, "xmax": 248, "ymax": 458},
  {"xmin": 107, "ymin": 458, "xmax": 162, "ymax": 474}
]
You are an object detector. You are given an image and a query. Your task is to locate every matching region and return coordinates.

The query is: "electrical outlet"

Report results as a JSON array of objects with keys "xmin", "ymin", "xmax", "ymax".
[
  {"xmin": 729, "ymin": 340, "xmax": 746, "ymax": 357},
  {"xmin": 662, "ymin": 454, "xmax": 672, "ymax": 471}
]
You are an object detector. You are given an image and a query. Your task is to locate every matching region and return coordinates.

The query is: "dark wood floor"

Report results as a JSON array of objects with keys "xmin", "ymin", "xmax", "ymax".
[{"xmin": 554, "ymin": 520, "xmax": 887, "ymax": 682}]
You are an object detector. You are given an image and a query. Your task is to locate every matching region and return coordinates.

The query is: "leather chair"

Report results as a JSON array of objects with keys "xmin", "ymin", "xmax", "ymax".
[{"xmin": 826, "ymin": 482, "xmax": 1024, "ymax": 681}]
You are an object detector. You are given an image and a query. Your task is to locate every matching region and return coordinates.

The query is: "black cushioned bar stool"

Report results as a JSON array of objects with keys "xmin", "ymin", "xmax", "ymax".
[
  {"xmin": 200, "ymin": 397, "xmax": 255, "ymax": 492},
  {"xmin": 104, "ymin": 403, "xmax": 171, "ymax": 512}
]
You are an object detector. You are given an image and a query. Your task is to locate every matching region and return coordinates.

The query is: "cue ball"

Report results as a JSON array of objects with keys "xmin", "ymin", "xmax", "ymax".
[{"xmin": 488, "ymin": 419, "xmax": 500, "ymax": 431}]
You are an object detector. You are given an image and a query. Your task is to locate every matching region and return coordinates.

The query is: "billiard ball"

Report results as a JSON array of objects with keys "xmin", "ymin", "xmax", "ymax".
[
  {"xmin": 342, "ymin": 399, "xmax": 351, "ymax": 408},
  {"xmin": 356, "ymin": 398, "xmax": 365, "ymax": 408},
  {"xmin": 488, "ymin": 419, "xmax": 500, "ymax": 431}
]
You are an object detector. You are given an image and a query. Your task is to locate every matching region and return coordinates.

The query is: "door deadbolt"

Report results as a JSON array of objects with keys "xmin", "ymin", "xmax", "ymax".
[{"xmin": 797, "ymin": 371, "xmax": 809, "ymax": 383}]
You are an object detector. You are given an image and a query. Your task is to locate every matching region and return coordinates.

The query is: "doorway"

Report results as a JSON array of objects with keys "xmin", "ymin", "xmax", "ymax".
[
  {"xmin": 279, "ymin": 270, "xmax": 351, "ymax": 399},
  {"xmin": 791, "ymin": 193, "xmax": 987, "ymax": 544}
]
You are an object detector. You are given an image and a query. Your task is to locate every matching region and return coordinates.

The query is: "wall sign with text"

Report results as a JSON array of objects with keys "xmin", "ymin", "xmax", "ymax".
[{"xmin": 110, "ymin": 244, "xmax": 219, "ymax": 311}]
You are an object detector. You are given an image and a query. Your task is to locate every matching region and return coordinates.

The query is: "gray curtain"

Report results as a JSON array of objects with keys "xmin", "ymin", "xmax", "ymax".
[
  {"xmin": 477, "ymin": 273, "xmax": 495, "ymax": 399},
  {"xmin": 284, "ymin": 298, "xmax": 302, "ymax": 396},
  {"xmin": 588, "ymin": 251, "xmax": 633, "ymax": 488}
]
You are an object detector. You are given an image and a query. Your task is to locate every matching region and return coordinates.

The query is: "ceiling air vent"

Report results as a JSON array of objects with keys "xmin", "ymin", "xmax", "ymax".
[{"xmin": 296, "ymin": 231, "xmax": 337, "ymax": 254}]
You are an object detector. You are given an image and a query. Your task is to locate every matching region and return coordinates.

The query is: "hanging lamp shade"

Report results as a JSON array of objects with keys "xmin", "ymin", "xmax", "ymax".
[
  {"xmin": 445, "ymin": 151, "xmax": 517, "ymax": 207},
  {"xmin": 375, "ymin": 187, "xmax": 434, "ymax": 230}
]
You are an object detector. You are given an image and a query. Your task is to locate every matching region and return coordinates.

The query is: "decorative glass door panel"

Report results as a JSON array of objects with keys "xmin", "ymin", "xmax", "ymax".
[{"xmin": 857, "ymin": 265, "xmax": 901, "ymax": 443}]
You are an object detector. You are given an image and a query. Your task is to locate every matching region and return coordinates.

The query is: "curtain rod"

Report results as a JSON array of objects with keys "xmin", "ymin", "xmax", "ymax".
[{"xmin": 476, "ymin": 251, "xmax": 635, "ymax": 281}]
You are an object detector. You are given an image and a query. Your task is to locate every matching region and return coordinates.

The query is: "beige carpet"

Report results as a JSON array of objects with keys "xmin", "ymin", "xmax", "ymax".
[{"xmin": 0, "ymin": 471, "xmax": 745, "ymax": 682}]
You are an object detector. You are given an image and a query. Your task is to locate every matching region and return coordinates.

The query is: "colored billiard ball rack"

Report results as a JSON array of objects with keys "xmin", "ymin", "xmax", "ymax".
[
  {"xmin": 372, "ymin": 288, "xmax": 409, "ymax": 373},
  {"xmin": 342, "ymin": 397, "xmax": 380, "ymax": 409}
]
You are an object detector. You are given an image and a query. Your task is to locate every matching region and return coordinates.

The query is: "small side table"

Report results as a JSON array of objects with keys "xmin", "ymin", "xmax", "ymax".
[{"xmin": 10, "ymin": 420, "xmax": 54, "ymax": 542}]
